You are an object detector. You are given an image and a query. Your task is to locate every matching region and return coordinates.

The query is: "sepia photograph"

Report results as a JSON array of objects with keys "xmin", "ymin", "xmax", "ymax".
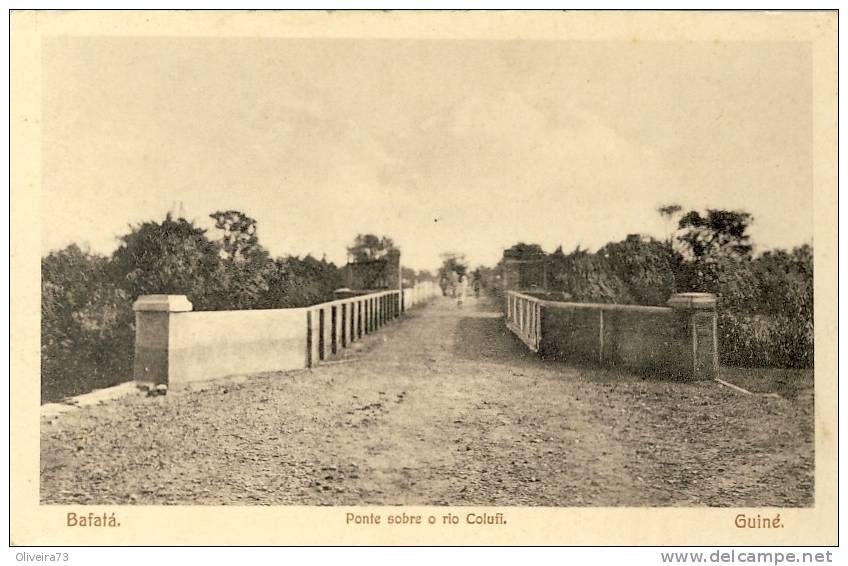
[{"xmin": 10, "ymin": 9, "xmax": 838, "ymax": 547}]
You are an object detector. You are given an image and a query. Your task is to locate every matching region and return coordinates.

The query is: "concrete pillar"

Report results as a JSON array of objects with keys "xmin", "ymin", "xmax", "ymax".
[
  {"xmin": 133, "ymin": 295, "xmax": 193, "ymax": 386},
  {"xmin": 667, "ymin": 292, "xmax": 719, "ymax": 380}
]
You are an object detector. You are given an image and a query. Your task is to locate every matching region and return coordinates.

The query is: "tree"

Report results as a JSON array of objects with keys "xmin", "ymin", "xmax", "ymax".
[
  {"xmin": 347, "ymin": 234, "xmax": 396, "ymax": 262},
  {"xmin": 257, "ymin": 255, "xmax": 344, "ymax": 309},
  {"xmin": 208, "ymin": 210, "xmax": 273, "ymax": 310},
  {"xmin": 416, "ymin": 269, "xmax": 435, "ymax": 282},
  {"xmin": 503, "ymin": 242, "xmax": 546, "ymax": 260},
  {"xmin": 599, "ymin": 234, "xmax": 679, "ymax": 305},
  {"xmin": 676, "ymin": 209, "xmax": 754, "ymax": 260},
  {"xmin": 209, "ymin": 210, "xmax": 261, "ymax": 262},
  {"xmin": 657, "ymin": 203, "xmax": 683, "ymax": 247},
  {"xmin": 657, "ymin": 203, "xmax": 683, "ymax": 218},
  {"xmin": 41, "ymin": 245, "xmax": 134, "ymax": 401},
  {"xmin": 401, "ymin": 266, "xmax": 418, "ymax": 287},
  {"xmin": 438, "ymin": 251, "xmax": 468, "ymax": 278},
  {"xmin": 111, "ymin": 213, "xmax": 221, "ymax": 309},
  {"xmin": 548, "ymin": 246, "xmax": 633, "ymax": 304},
  {"xmin": 750, "ymin": 245, "xmax": 813, "ymax": 367}
]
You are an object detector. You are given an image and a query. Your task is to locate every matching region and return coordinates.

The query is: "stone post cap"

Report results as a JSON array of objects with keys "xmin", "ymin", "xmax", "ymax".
[
  {"xmin": 667, "ymin": 292, "xmax": 717, "ymax": 310},
  {"xmin": 132, "ymin": 294, "xmax": 193, "ymax": 312}
]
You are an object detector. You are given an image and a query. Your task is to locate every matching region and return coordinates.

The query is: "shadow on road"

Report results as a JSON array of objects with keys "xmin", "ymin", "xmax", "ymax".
[{"xmin": 451, "ymin": 312, "xmax": 537, "ymax": 364}]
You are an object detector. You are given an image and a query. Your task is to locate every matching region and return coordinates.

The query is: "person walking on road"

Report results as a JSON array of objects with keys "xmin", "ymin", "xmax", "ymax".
[
  {"xmin": 457, "ymin": 273, "xmax": 469, "ymax": 308},
  {"xmin": 439, "ymin": 273, "xmax": 449, "ymax": 296},
  {"xmin": 448, "ymin": 270, "xmax": 459, "ymax": 298}
]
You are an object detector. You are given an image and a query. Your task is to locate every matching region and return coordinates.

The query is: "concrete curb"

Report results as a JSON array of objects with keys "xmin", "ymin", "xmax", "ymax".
[{"xmin": 41, "ymin": 381, "xmax": 141, "ymax": 419}]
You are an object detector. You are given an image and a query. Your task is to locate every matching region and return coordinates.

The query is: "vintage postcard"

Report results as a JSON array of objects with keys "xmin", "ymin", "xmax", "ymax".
[{"xmin": 10, "ymin": 10, "xmax": 837, "ymax": 546}]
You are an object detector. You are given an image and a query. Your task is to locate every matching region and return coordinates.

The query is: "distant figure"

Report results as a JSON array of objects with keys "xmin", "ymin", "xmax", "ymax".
[
  {"xmin": 457, "ymin": 273, "xmax": 469, "ymax": 308},
  {"xmin": 448, "ymin": 270, "xmax": 459, "ymax": 298},
  {"xmin": 472, "ymin": 271, "xmax": 482, "ymax": 299},
  {"xmin": 439, "ymin": 274, "xmax": 449, "ymax": 296}
]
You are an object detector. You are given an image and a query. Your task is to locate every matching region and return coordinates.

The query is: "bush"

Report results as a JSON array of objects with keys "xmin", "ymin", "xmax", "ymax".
[
  {"xmin": 718, "ymin": 312, "xmax": 812, "ymax": 369},
  {"xmin": 500, "ymin": 237, "xmax": 813, "ymax": 369},
  {"xmin": 548, "ymin": 247, "xmax": 633, "ymax": 304},
  {"xmin": 41, "ymin": 245, "xmax": 135, "ymax": 402},
  {"xmin": 111, "ymin": 214, "xmax": 222, "ymax": 310},
  {"xmin": 599, "ymin": 235, "xmax": 679, "ymax": 306},
  {"xmin": 257, "ymin": 256, "xmax": 344, "ymax": 309},
  {"xmin": 683, "ymin": 248, "xmax": 813, "ymax": 368},
  {"xmin": 42, "ymin": 212, "xmax": 350, "ymax": 402}
]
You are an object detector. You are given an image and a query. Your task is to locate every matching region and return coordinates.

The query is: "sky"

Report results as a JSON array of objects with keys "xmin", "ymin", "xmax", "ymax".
[{"xmin": 42, "ymin": 37, "xmax": 812, "ymax": 271}]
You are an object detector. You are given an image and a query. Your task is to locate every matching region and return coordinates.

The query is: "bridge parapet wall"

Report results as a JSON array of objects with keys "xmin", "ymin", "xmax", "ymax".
[
  {"xmin": 133, "ymin": 285, "xmax": 431, "ymax": 388},
  {"xmin": 402, "ymin": 280, "xmax": 438, "ymax": 310},
  {"xmin": 505, "ymin": 291, "xmax": 718, "ymax": 380}
]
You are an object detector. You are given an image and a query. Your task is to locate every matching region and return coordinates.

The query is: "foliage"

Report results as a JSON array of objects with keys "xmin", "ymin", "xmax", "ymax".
[
  {"xmin": 347, "ymin": 234, "xmax": 396, "ymax": 262},
  {"xmin": 708, "ymin": 246, "xmax": 813, "ymax": 368},
  {"xmin": 503, "ymin": 242, "xmax": 546, "ymax": 261},
  {"xmin": 657, "ymin": 203, "xmax": 682, "ymax": 218},
  {"xmin": 206, "ymin": 211, "xmax": 274, "ymax": 310},
  {"xmin": 547, "ymin": 246, "xmax": 633, "ymax": 304},
  {"xmin": 41, "ymin": 245, "xmax": 134, "ymax": 402},
  {"xmin": 111, "ymin": 213, "xmax": 222, "ymax": 310},
  {"xmin": 599, "ymin": 235, "xmax": 679, "ymax": 306},
  {"xmin": 401, "ymin": 266, "xmax": 418, "ymax": 287},
  {"xmin": 257, "ymin": 255, "xmax": 344, "ymax": 309},
  {"xmin": 42, "ymin": 211, "xmax": 352, "ymax": 402},
  {"xmin": 497, "ymin": 207, "xmax": 813, "ymax": 369},
  {"xmin": 438, "ymin": 252, "xmax": 468, "ymax": 278},
  {"xmin": 474, "ymin": 266, "xmax": 500, "ymax": 295},
  {"xmin": 676, "ymin": 209, "xmax": 754, "ymax": 260},
  {"xmin": 209, "ymin": 210, "xmax": 261, "ymax": 262}
]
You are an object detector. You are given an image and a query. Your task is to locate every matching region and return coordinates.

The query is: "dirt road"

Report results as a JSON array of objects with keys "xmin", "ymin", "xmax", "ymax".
[{"xmin": 41, "ymin": 296, "xmax": 814, "ymax": 506}]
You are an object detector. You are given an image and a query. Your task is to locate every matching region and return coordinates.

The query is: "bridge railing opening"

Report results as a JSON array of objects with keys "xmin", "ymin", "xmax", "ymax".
[{"xmin": 505, "ymin": 291, "xmax": 543, "ymax": 352}]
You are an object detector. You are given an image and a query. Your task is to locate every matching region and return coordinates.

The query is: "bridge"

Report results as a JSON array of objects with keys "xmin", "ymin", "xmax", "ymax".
[{"xmin": 41, "ymin": 290, "xmax": 812, "ymax": 507}]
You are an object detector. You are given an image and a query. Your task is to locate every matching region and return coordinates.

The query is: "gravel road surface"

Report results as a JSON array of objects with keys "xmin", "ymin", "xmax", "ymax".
[{"xmin": 41, "ymin": 296, "xmax": 814, "ymax": 506}]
